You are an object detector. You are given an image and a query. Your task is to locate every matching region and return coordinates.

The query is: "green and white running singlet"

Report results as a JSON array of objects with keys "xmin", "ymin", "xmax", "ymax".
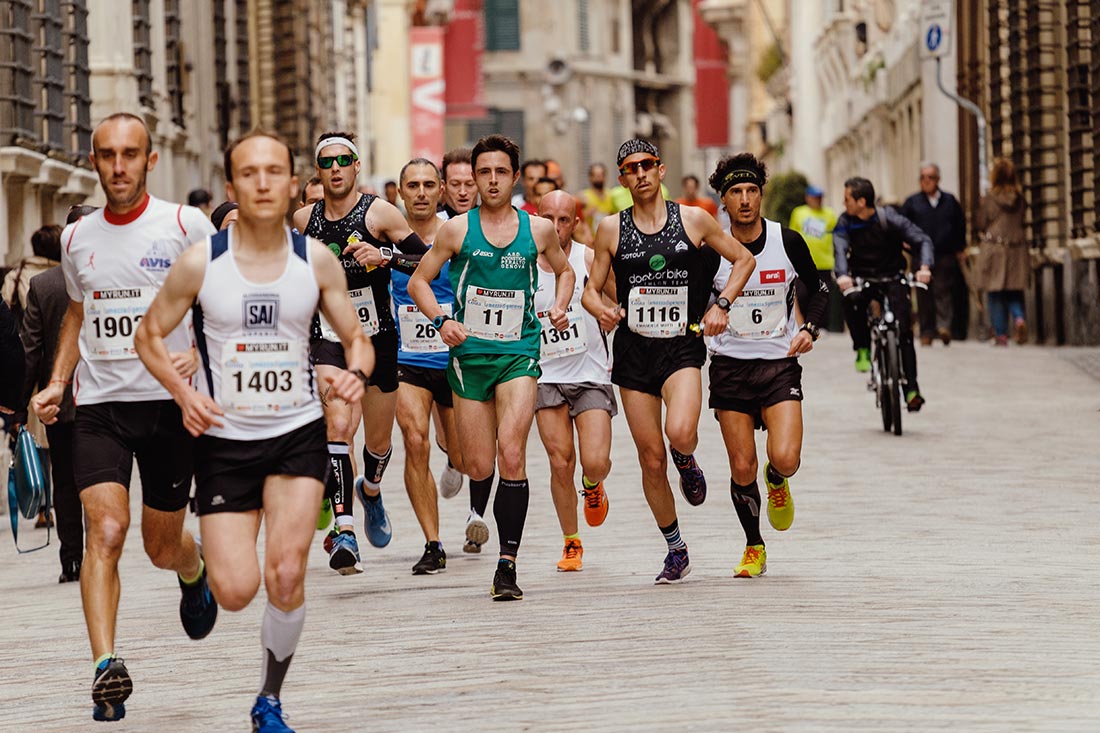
[{"xmin": 449, "ymin": 207, "xmax": 540, "ymax": 360}]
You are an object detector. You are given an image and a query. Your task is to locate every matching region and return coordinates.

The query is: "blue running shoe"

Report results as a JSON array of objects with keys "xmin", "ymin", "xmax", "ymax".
[
  {"xmin": 328, "ymin": 530, "xmax": 364, "ymax": 575},
  {"xmin": 251, "ymin": 694, "xmax": 294, "ymax": 732},
  {"xmin": 676, "ymin": 455, "xmax": 707, "ymax": 506},
  {"xmin": 355, "ymin": 477, "xmax": 392, "ymax": 548},
  {"xmin": 179, "ymin": 564, "xmax": 218, "ymax": 640},
  {"xmin": 92, "ymin": 656, "xmax": 132, "ymax": 721},
  {"xmin": 654, "ymin": 548, "xmax": 692, "ymax": 584}
]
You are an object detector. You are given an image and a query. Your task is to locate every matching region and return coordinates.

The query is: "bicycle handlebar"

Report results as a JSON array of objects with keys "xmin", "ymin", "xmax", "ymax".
[{"xmin": 841, "ymin": 274, "xmax": 928, "ymax": 296}]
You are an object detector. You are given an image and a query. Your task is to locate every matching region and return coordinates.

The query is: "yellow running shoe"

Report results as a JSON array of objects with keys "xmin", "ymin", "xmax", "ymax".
[
  {"xmin": 764, "ymin": 462, "xmax": 794, "ymax": 531},
  {"xmin": 734, "ymin": 544, "xmax": 767, "ymax": 578},
  {"xmin": 556, "ymin": 538, "xmax": 584, "ymax": 572},
  {"xmin": 317, "ymin": 498, "xmax": 333, "ymax": 531}
]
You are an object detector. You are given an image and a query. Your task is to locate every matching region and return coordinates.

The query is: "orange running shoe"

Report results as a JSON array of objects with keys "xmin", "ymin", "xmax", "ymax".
[
  {"xmin": 581, "ymin": 482, "xmax": 609, "ymax": 527},
  {"xmin": 556, "ymin": 538, "xmax": 584, "ymax": 572}
]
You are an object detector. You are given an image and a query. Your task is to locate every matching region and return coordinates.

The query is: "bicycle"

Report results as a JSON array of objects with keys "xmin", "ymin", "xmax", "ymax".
[{"xmin": 842, "ymin": 274, "xmax": 927, "ymax": 436}]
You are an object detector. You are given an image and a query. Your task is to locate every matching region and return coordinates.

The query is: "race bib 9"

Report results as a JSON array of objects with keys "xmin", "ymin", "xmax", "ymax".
[
  {"xmin": 398, "ymin": 302, "xmax": 452, "ymax": 353},
  {"xmin": 627, "ymin": 286, "xmax": 688, "ymax": 338},
  {"xmin": 728, "ymin": 288, "xmax": 787, "ymax": 339},
  {"xmin": 538, "ymin": 306, "xmax": 587, "ymax": 361},
  {"xmin": 320, "ymin": 287, "xmax": 380, "ymax": 341},
  {"xmin": 462, "ymin": 286, "xmax": 524, "ymax": 341},
  {"xmin": 221, "ymin": 338, "xmax": 304, "ymax": 413},
  {"xmin": 83, "ymin": 287, "xmax": 155, "ymax": 360}
]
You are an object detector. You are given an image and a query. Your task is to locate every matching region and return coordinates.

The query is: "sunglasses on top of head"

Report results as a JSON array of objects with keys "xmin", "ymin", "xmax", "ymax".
[
  {"xmin": 619, "ymin": 157, "xmax": 660, "ymax": 176},
  {"xmin": 317, "ymin": 154, "xmax": 357, "ymax": 169}
]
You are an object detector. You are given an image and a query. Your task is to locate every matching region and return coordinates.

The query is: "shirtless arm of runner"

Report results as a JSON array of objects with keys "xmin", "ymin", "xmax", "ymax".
[
  {"xmin": 532, "ymin": 216, "xmax": 574, "ymax": 331},
  {"xmin": 409, "ymin": 217, "xmax": 467, "ymax": 347},
  {"xmin": 585, "ymin": 246, "xmax": 618, "ymax": 309},
  {"xmin": 134, "ymin": 244, "xmax": 225, "ymax": 437},
  {"xmin": 291, "ymin": 204, "xmax": 313, "ymax": 236},
  {"xmin": 31, "ymin": 298, "xmax": 82, "ymax": 425},
  {"xmin": 685, "ymin": 208, "xmax": 756, "ymax": 337},
  {"xmin": 582, "ymin": 217, "xmax": 624, "ymax": 332},
  {"xmin": 312, "ymin": 239, "xmax": 373, "ymax": 403}
]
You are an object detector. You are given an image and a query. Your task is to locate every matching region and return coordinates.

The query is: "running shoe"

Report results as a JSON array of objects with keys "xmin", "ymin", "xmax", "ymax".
[
  {"xmin": 92, "ymin": 656, "xmax": 132, "ymax": 722},
  {"xmin": 855, "ymin": 347, "xmax": 871, "ymax": 373},
  {"xmin": 491, "ymin": 558, "xmax": 523, "ymax": 601},
  {"xmin": 734, "ymin": 544, "xmax": 767, "ymax": 578},
  {"xmin": 316, "ymin": 498, "xmax": 333, "ymax": 531},
  {"xmin": 581, "ymin": 482, "xmax": 609, "ymax": 527},
  {"xmin": 439, "ymin": 464, "xmax": 463, "ymax": 499},
  {"xmin": 905, "ymin": 390, "xmax": 925, "ymax": 413},
  {"xmin": 556, "ymin": 538, "xmax": 583, "ymax": 572},
  {"xmin": 328, "ymin": 530, "xmax": 364, "ymax": 575},
  {"xmin": 355, "ymin": 477, "xmax": 392, "ymax": 548},
  {"xmin": 251, "ymin": 694, "xmax": 294, "ymax": 733},
  {"xmin": 676, "ymin": 454, "xmax": 707, "ymax": 506},
  {"xmin": 654, "ymin": 548, "xmax": 691, "ymax": 584},
  {"xmin": 412, "ymin": 542, "xmax": 447, "ymax": 575},
  {"xmin": 764, "ymin": 461, "xmax": 794, "ymax": 531},
  {"xmin": 464, "ymin": 512, "xmax": 489, "ymax": 554},
  {"xmin": 179, "ymin": 564, "xmax": 218, "ymax": 640}
]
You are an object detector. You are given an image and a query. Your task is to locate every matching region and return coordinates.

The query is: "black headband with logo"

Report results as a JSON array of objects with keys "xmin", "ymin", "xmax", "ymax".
[
  {"xmin": 719, "ymin": 167, "xmax": 765, "ymax": 196},
  {"xmin": 617, "ymin": 138, "xmax": 660, "ymax": 167}
]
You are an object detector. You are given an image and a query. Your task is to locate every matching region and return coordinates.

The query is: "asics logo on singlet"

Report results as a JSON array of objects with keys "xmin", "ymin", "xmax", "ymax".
[
  {"xmin": 139, "ymin": 240, "xmax": 174, "ymax": 272},
  {"xmin": 471, "ymin": 249, "xmax": 495, "ymax": 258},
  {"xmin": 242, "ymin": 295, "xmax": 280, "ymax": 333},
  {"xmin": 501, "ymin": 252, "xmax": 527, "ymax": 269}
]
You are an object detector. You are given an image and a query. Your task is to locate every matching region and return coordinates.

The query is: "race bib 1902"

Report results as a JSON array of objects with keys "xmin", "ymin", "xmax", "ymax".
[
  {"xmin": 398, "ymin": 302, "xmax": 452, "ymax": 353},
  {"xmin": 462, "ymin": 286, "xmax": 524, "ymax": 341},
  {"xmin": 83, "ymin": 287, "xmax": 155, "ymax": 360},
  {"xmin": 627, "ymin": 286, "xmax": 688, "ymax": 338},
  {"xmin": 220, "ymin": 338, "xmax": 304, "ymax": 413},
  {"xmin": 538, "ymin": 305, "xmax": 587, "ymax": 361}
]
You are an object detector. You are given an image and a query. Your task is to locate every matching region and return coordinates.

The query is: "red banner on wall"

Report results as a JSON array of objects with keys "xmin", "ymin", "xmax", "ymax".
[
  {"xmin": 693, "ymin": 0, "xmax": 729, "ymax": 148},
  {"xmin": 411, "ymin": 26, "xmax": 446, "ymax": 164},
  {"xmin": 444, "ymin": 0, "xmax": 486, "ymax": 119}
]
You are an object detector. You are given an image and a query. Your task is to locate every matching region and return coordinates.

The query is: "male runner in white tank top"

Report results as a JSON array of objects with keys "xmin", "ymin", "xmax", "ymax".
[
  {"xmin": 135, "ymin": 130, "xmax": 374, "ymax": 733},
  {"xmin": 32, "ymin": 112, "xmax": 217, "ymax": 723},
  {"xmin": 534, "ymin": 190, "xmax": 617, "ymax": 572}
]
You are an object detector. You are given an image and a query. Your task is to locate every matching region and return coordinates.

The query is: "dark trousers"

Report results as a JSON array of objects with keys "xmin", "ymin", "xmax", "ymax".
[
  {"xmin": 917, "ymin": 253, "xmax": 958, "ymax": 335},
  {"xmin": 45, "ymin": 421, "xmax": 83, "ymax": 567},
  {"xmin": 843, "ymin": 281, "xmax": 920, "ymax": 392}
]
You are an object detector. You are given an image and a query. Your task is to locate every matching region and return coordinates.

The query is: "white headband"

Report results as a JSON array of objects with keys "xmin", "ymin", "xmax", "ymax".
[{"xmin": 315, "ymin": 137, "xmax": 359, "ymax": 160}]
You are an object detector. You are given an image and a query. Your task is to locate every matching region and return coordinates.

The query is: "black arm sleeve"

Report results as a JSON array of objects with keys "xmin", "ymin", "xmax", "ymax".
[
  {"xmin": 389, "ymin": 252, "xmax": 425, "ymax": 275},
  {"xmin": 395, "ymin": 231, "xmax": 430, "ymax": 255},
  {"xmin": 782, "ymin": 227, "xmax": 829, "ymax": 327}
]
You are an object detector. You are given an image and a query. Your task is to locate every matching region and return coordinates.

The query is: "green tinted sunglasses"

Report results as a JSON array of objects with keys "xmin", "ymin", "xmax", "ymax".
[{"xmin": 317, "ymin": 154, "xmax": 357, "ymax": 169}]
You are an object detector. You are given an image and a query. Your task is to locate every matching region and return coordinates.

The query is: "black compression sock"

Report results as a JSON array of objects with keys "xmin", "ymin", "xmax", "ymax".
[
  {"xmin": 765, "ymin": 463, "xmax": 786, "ymax": 486},
  {"xmin": 730, "ymin": 479, "xmax": 764, "ymax": 546},
  {"xmin": 670, "ymin": 447, "xmax": 694, "ymax": 471},
  {"xmin": 493, "ymin": 478, "xmax": 529, "ymax": 557},
  {"xmin": 469, "ymin": 472, "xmax": 493, "ymax": 517},
  {"xmin": 326, "ymin": 442, "xmax": 354, "ymax": 521},
  {"xmin": 361, "ymin": 446, "xmax": 392, "ymax": 487}
]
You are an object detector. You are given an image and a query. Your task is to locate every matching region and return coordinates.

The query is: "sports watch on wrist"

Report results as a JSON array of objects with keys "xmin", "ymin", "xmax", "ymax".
[
  {"xmin": 716, "ymin": 296, "xmax": 732, "ymax": 312},
  {"xmin": 432, "ymin": 314, "xmax": 452, "ymax": 330},
  {"xmin": 800, "ymin": 322, "xmax": 820, "ymax": 341},
  {"xmin": 379, "ymin": 246, "xmax": 393, "ymax": 265}
]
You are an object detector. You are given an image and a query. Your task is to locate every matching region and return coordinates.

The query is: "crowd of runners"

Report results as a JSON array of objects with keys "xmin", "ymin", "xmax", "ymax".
[{"xmin": 23, "ymin": 109, "xmax": 938, "ymax": 731}]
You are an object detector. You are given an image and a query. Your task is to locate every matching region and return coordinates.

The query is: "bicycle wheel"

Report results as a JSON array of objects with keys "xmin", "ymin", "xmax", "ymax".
[
  {"xmin": 876, "ymin": 337, "xmax": 892, "ymax": 432},
  {"xmin": 886, "ymin": 329, "xmax": 903, "ymax": 436}
]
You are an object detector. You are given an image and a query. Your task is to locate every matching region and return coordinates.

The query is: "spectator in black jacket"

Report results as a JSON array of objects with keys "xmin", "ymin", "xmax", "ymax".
[
  {"xmin": 0, "ymin": 299, "xmax": 24, "ymax": 420},
  {"xmin": 901, "ymin": 163, "xmax": 967, "ymax": 346}
]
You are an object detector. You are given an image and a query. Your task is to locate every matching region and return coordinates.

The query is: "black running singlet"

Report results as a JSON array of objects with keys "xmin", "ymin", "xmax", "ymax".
[
  {"xmin": 612, "ymin": 200, "xmax": 718, "ymax": 334},
  {"xmin": 305, "ymin": 194, "xmax": 395, "ymax": 335}
]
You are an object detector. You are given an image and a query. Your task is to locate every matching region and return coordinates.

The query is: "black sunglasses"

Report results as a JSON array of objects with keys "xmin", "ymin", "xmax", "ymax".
[
  {"xmin": 317, "ymin": 154, "xmax": 357, "ymax": 169},
  {"xmin": 619, "ymin": 157, "xmax": 660, "ymax": 176}
]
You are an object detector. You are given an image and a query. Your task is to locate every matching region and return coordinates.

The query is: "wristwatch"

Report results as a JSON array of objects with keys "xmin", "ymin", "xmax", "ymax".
[
  {"xmin": 800, "ymin": 322, "xmax": 820, "ymax": 341},
  {"xmin": 716, "ymin": 296, "xmax": 732, "ymax": 312},
  {"xmin": 351, "ymin": 368, "xmax": 371, "ymax": 387},
  {"xmin": 379, "ymin": 246, "xmax": 393, "ymax": 265},
  {"xmin": 432, "ymin": 314, "xmax": 452, "ymax": 330}
]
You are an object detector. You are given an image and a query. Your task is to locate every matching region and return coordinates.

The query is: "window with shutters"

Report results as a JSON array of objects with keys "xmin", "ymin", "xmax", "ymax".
[
  {"xmin": 32, "ymin": 0, "xmax": 65, "ymax": 150},
  {"xmin": 578, "ymin": 0, "xmax": 590, "ymax": 53},
  {"xmin": 61, "ymin": 0, "xmax": 90, "ymax": 161},
  {"xmin": 0, "ymin": 0, "xmax": 37, "ymax": 146},
  {"xmin": 164, "ymin": 0, "xmax": 185, "ymax": 128},
  {"xmin": 235, "ymin": 0, "xmax": 251, "ymax": 131},
  {"xmin": 467, "ymin": 108, "xmax": 525, "ymax": 153},
  {"xmin": 484, "ymin": 0, "xmax": 520, "ymax": 52},
  {"xmin": 132, "ymin": 0, "xmax": 153, "ymax": 109},
  {"xmin": 214, "ymin": 0, "xmax": 229, "ymax": 147}
]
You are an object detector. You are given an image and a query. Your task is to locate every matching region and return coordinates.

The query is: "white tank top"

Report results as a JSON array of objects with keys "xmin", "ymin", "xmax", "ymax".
[
  {"xmin": 533, "ymin": 242, "xmax": 611, "ymax": 385},
  {"xmin": 193, "ymin": 226, "xmax": 323, "ymax": 440},
  {"xmin": 707, "ymin": 219, "xmax": 799, "ymax": 361}
]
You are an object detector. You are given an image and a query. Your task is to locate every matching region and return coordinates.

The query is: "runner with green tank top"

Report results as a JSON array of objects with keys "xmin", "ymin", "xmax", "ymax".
[{"xmin": 409, "ymin": 134, "xmax": 575, "ymax": 601}]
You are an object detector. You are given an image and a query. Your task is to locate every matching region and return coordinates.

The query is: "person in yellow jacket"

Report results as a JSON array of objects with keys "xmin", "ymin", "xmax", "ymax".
[{"xmin": 789, "ymin": 185, "xmax": 843, "ymax": 331}]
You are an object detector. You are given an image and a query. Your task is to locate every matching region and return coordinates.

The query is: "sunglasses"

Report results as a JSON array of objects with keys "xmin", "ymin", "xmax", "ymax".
[
  {"xmin": 619, "ymin": 157, "xmax": 660, "ymax": 176},
  {"xmin": 317, "ymin": 154, "xmax": 357, "ymax": 169}
]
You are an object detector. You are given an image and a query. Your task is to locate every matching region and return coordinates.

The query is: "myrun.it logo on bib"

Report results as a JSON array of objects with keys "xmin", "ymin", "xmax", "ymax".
[{"xmin": 649, "ymin": 254, "xmax": 666, "ymax": 272}]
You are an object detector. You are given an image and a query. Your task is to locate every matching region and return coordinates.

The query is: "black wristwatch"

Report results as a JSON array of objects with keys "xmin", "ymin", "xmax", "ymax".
[
  {"xmin": 716, "ymin": 296, "xmax": 732, "ymax": 312},
  {"xmin": 432, "ymin": 314, "xmax": 452, "ymax": 330},
  {"xmin": 800, "ymin": 322, "xmax": 820, "ymax": 341}
]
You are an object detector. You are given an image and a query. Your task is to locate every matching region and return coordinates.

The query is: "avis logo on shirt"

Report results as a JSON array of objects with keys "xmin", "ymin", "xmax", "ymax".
[
  {"xmin": 760, "ymin": 269, "xmax": 786, "ymax": 284},
  {"xmin": 242, "ymin": 295, "xmax": 280, "ymax": 333},
  {"xmin": 140, "ymin": 240, "xmax": 174, "ymax": 272}
]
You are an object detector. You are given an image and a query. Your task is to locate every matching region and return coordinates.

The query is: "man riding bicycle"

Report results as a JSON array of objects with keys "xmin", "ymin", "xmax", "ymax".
[{"xmin": 834, "ymin": 177, "xmax": 933, "ymax": 411}]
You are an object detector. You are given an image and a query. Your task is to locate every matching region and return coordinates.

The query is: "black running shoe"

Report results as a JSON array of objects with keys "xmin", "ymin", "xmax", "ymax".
[
  {"xmin": 179, "ymin": 565, "xmax": 218, "ymax": 640},
  {"xmin": 490, "ymin": 559, "xmax": 523, "ymax": 601},
  {"xmin": 92, "ymin": 656, "xmax": 132, "ymax": 722},
  {"xmin": 412, "ymin": 542, "xmax": 446, "ymax": 575}
]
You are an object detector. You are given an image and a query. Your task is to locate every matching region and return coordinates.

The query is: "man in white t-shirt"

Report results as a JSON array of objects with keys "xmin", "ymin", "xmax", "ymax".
[
  {"xmin": 533, "ymin": 190, "xmax": 616, "ymax": 572},
  {"xmin": 32, "ymin": 112, "xmax": 217, "ymax": 723}
]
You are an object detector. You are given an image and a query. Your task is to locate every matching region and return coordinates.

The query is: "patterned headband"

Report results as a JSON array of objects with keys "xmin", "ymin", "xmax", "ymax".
[
  {"xmin": 719, "ymin": 168, "xmax": 764, "ymax": 196},
  {"xmin": 617, "ymin": 138, "xmax": 660, "ymax": 167}
]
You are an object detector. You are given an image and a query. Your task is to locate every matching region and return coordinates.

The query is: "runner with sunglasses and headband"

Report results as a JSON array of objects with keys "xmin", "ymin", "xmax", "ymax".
[
  {"xmin": 582, "ymin": 139, "xmax": 756, "ymax": 584},
  {"xmin": 291, "ymin": 131, "xmax": 430, "ymax": 575}
]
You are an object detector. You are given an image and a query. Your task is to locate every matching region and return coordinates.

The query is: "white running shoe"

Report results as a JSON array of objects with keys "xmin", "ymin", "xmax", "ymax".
[
  {"xmin": 464, "ymin": 512, "xmax": 489, "ymax": 554},
  {"xmin": 439, "ymin": 463, "xmax": 463, "ymax": 499}
]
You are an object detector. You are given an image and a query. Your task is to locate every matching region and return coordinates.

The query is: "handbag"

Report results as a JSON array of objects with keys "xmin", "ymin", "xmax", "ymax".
[{"xmin": 7, "ymin": 426, "xmax": 51, "ymax": 553}]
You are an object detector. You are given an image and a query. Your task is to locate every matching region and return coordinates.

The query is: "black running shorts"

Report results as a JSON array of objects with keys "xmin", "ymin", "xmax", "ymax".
[
  {"xmin": 310, "ymin": 329, "xmax": 399, "ymax": 393},
  {"xmin": 611, "ymin": 330, "xmax": 706, "ymax": 397},
  {"xmin": 192, "ymin": 418, "xmax": 329, "ymax": 515},
  {"xmin": 73, "ymin": 400, "xmax": 193, "ymax": 512},
  {"xmin": 709, "ymin": 355, "xmax": 803, "ymax": 427},
  {"xmin": 397, "ymin": 363, "xmax": 453, "ymax": 408}
]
